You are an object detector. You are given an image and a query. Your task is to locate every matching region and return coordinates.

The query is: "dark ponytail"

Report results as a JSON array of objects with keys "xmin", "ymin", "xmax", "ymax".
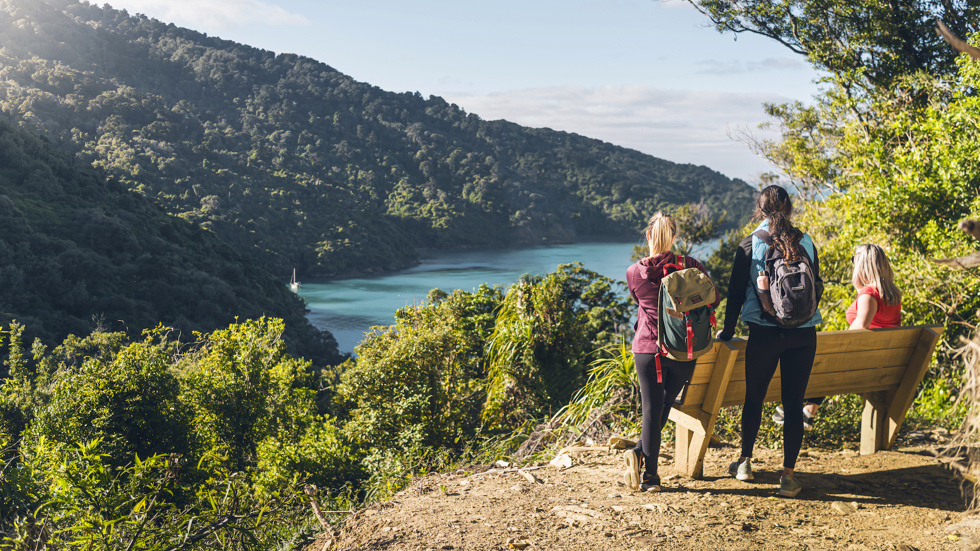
[{"xmin": 753, "ymin": 185, "xmax": 803, "ymax": 261}]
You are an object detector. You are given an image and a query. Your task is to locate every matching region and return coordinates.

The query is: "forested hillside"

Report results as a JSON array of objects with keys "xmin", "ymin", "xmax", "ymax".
[
  {"xmin": 0, "ymin": 118, "xmax": 341, "ymax": 366},
  {"xmin": 0, "ymin": 0, "xmax": 756, "ymax": 278}
]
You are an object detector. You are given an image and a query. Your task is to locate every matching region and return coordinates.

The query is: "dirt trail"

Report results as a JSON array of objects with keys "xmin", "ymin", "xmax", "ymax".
[{"xmin": 318, "ymin": 432, "xmax": 977, "ymax": 551}]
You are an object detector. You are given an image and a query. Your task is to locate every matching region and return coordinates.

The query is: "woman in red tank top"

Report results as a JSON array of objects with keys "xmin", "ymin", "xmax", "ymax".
[
  {"xmin": 776, "ymin": 244, "xmax": 901, "ymax": 426},
  {"xmin": 844, "ymin": 244, "xmax": 902, "ymax": 329}
]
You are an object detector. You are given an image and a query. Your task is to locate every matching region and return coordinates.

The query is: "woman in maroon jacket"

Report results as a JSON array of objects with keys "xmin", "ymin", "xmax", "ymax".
[{"xmin": 622, "ymin": 212, "xmax": 720, "ymax": 492}]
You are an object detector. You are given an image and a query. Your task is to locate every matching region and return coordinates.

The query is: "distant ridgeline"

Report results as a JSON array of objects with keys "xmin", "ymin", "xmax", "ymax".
[
  {"xmin": 0, "ymin": 118, "xmax": 342, "ymax": 368},
  {"xmin": 0, "ymin": 0, "xmax": 757, "ymax": 278}
]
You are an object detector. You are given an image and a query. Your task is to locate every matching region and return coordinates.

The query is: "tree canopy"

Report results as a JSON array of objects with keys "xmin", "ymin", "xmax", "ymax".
[
  {"xmin": 0, "ymin": 0, "xmax": 757, "ymax": 278},
  {"xmin": 0, "ymin": 117, "xmax": 341, "ymax": 366}
]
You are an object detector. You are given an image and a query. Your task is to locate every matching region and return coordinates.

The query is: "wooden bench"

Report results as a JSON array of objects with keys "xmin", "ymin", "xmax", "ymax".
[{"xmin": 667, "ymin": 324, "xmax": 943, "ymax": 479}]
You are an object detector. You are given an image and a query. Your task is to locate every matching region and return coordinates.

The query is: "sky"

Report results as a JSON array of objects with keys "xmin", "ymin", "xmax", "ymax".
[{"xmin": 104, "ymin": 0, "xmax": 824, "ymax": 183}]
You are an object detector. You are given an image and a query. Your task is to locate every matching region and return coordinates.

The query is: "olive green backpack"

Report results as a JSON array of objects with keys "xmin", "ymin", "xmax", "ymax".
[{"xmin": 654, "ymin": 255, "xmax": 717, "ymax": 381}]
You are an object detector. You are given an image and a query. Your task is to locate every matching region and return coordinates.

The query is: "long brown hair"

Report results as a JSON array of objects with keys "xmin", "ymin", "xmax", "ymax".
[{"xmin": 753, "ymin": 185, "xmax": 803, "ymax": 261}]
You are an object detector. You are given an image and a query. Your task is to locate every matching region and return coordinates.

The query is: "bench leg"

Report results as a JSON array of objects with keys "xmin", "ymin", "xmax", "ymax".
[
  {"xmin": 860, "ymin": 391, "xmax": 888, "ymax": 455},
  {"xmin": 676, "ymin": 425, "xmax": 692, "ymax": 476},
  {"xmin": 884, "ymin": 327, "xmax": 942, "ymax": 449},
  {"xmin": 670, "ymin": 342, "xmax": 738, "ymax": 480},
  {"xmin": 675, "ymin": 425, "xmax": 710, "ymax": 479}
]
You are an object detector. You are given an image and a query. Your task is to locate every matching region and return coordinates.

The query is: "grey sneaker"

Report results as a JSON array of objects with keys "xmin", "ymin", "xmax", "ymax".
[
  {"xmin": 728, "ymin": 457, "xmax": 753, "ymax": 481},
  {"xmin": 640, "ymin": 473, "xmax": 661, "ymax": 492},
  {"xmin": 772, "ymin": 405, "xmax": 815, "ymax": 430},
  {"xmin": 623, "ymin": 449, "xmax": 641, "ymax": 491},
  {"xmin": 772, "ymin": 405, "xmax": 785, "ymax": 425},
  {"xmin": 779, "ymin": 475, "xmax": 802, "ymax": 497}
]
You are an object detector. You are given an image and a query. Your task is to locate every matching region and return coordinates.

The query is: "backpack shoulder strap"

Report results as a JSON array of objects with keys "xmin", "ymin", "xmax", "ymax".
[
  {"xmin": 752, "ymin": 230, "xmax": 772, "ymax": 246},
  {"xmin": 661, "ymin": 253, "xmax": 685, "ymax": 277}
]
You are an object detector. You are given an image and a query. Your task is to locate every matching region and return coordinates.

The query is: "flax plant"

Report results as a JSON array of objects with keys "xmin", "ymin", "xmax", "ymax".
[{"xmin": 554, "ymin": 339, "xmax": 638, "ymax": 428}]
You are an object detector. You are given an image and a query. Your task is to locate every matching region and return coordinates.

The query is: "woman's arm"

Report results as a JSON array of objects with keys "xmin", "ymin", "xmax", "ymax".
[
  {"xmin": 718, "ymin": 237, "xmax": 752, "ymax": 339},
  {"xmin": 811, "ymin": 243, "xmax": 825, "ymax": 306},
  {"xmin": 848, "ymin": 293, "xmax": 878, "ymax": 330}
]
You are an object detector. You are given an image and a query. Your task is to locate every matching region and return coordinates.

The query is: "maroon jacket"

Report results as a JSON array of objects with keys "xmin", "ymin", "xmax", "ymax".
[{"xmin": 627, "ymin": 252, "xmax": 720, "ymax": 354}]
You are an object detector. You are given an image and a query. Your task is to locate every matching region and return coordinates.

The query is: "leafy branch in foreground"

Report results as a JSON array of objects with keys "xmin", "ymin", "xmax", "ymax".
[
  {"xmin": 482, "ymin": 264, "xmax": 630, "ymax": 428},
  {"xmin": 555, "ymin": 339, "xmax": 638, "ymax": 429}
]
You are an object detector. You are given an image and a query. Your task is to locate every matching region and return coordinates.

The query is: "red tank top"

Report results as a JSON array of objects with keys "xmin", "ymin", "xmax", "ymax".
[{"xmin": 845, "ymin": 286, "xmax": 901, "ymax": 328}]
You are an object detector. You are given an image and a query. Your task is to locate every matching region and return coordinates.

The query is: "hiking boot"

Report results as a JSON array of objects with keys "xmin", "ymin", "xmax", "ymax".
[
  {"xmin": 640, "ymin": 473, "xmax": 661, "ymax": 492},
  {"xmin": 728, "ymin": 457, "xmax": 754, "ymax": 481},
  {"xmin": 772, "ymin": 405, "xmax": 816, "ymax": 430},
  {"xmin": 623, "ymin": 449, "xmax": 641, "ymax": 490},
  {"xmin": 778, "ymin": 475, "xmax": 802, "ymax": 497}
]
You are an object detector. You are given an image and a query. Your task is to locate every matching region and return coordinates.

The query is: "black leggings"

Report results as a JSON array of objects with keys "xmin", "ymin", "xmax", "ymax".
[
  {"xmin": 633, "ymin": 353, "xmax": 696, "ymax": 481},
  {"xmin": 740, "ymin": 324, "xmax": 817, "ymax": 469}
]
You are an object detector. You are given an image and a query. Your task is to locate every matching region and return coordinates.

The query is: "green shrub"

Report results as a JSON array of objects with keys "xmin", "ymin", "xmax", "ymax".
[
  {"xmin": 556, "ymin": 338, "xmax": 638, "ymax": 428},
  {"xmin": 1, "ymin": 317, "xmax": 356, "ymax": 549},
  {"xmin": 336, "ymin": 285, "xmax": 502, "ymax": 455},
  {"xmin": 254, "ymin": 416, "xmax": 353, "ymax": 499},
  {"xmin": 177, "ymin": 317, "xmax": 318, "ymax": 471},
  {"xmin": 8, "ymin": 438, "xmax": 311, "ymax": 551},
  {"xmin": 483, "ymin": 263, "xmax": 630, "ymax": 427},
  {"xmin": 24, "ymin": 329, "xmax": 187, "ymax": 464}
]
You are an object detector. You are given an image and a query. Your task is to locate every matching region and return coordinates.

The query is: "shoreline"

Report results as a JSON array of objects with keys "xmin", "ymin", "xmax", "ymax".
[{"xmin": 299, "ymin": 236, "xmax": 647, "ymax": 283}]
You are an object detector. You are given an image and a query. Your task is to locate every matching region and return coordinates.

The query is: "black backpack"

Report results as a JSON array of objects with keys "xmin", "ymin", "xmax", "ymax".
[{"xmin": 752, "ymin": 230, "xmax": 819, "ymax": 328}]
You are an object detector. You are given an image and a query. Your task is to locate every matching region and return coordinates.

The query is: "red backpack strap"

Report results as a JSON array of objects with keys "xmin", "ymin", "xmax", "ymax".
[
  {"xmin": 686, "ymin": 317, "xmax": 694, "ymax": 359},
  {"xmin": 655, "ymin": 354, "xmax": 663, "ymax": 384},
  {"xmin": 661, "ymin": 254, "xmax": 685, "ymax": 278}
]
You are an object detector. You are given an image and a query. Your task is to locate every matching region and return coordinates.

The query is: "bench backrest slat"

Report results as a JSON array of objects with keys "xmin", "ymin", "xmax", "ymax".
[
  {"xmin": 678, "ymin": 325, "xmax": 942, "ymax": 410},
  {"xmin": 717, "ymin": 365, "xmax": 907, "ymax": 407}
]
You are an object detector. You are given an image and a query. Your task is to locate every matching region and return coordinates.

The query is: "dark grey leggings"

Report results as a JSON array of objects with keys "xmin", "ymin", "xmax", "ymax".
[
  {"xmin": 740, "ymin": 324, "xmax": 817, "ymax": 469},
  {"xmin": 633, "ymin": 353, "xmax": 696, "ymax": 481}
]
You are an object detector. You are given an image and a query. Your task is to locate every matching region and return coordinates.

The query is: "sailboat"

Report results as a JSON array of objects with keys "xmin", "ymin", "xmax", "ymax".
[{"xmin": 289, "ymin": 268, "xmax": 301, "ymax": 293}]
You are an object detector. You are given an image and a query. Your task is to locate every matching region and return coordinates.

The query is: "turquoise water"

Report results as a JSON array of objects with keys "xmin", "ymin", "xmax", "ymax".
[{"xmin": 299, "ymin": 239, "xmax": 720, "ymax": 353}]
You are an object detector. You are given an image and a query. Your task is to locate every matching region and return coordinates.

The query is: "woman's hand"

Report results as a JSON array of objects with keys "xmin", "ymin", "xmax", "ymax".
[
  {"xmin": 715, "ymin": 330, "xmax": 730, "ymax": 341},
  {"xmin": 757, "ymin": 273, "xmax": 770, "ymax": 291}
]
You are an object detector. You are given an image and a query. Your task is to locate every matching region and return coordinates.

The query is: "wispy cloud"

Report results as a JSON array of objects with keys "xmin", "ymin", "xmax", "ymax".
[
  {"xmin": 697, "ymin": 57, "xmax": 806, "ymax": 75},
  {"xmin": 656, "ymin": 0, "xmax": 700, "ymax": 9},
  {"xmin": 447, "ymin": 85, "xmax": 789, "ymax": 182},
  {"xmin": 106, "ymin": 0, "xmax": 309, "ymax": 29}
]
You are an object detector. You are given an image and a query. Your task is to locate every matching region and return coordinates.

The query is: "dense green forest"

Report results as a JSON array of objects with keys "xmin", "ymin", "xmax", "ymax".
[
  {"xmin": 4, "ymin": 0, "xmax": 980, "ymax": 548},
  {"xmin": 0, "ymin": 0, "xmax": 756, "ymax": 278},
  {"xmin": 0, "ymin": 267, "xmax": 629, "ymax": 549},
  {"xmin": 0, "ymin": 117, "xmax": 341, "ymax": 366}
]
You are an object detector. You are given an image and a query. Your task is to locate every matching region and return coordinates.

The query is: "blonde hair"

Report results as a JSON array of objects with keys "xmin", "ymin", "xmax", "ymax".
[
  {"xmin": 852, "ymin": 244, "xmax": 901, "ymax": 306},
  {"xmin": 644, "ymin": 212, "xmax": 676, "ymax": 256}
]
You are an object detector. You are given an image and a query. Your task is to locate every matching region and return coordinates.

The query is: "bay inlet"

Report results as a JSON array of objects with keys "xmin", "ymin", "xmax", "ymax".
[{"xmin": 300, "ymin": 239, "xmax": 720, "ymax": 353}]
